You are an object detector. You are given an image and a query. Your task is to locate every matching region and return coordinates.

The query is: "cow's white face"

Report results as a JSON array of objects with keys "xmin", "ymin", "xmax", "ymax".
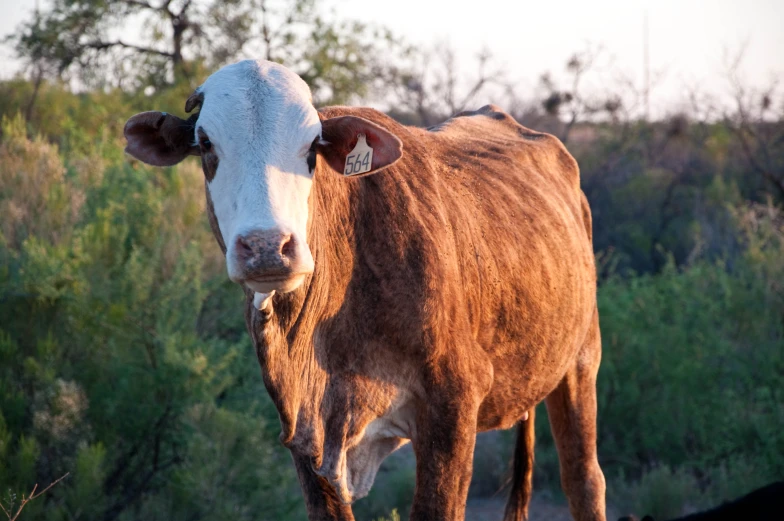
[
  {"xmin": 195, "ymin": 60, "xmax": 320, "ymax": 293},
  {"xmin": 123, "ymin": 59, "xmax": 404, "ymax": 296}
]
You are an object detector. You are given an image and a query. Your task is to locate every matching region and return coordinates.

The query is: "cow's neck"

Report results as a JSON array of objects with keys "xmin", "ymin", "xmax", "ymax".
[
  {"xmin": 276, "ymin": 164, "xmax": 357, "ymax": 329},
  {"xmin": 256, "ymin": 164, "xmax": 360, "ymax": 450}
]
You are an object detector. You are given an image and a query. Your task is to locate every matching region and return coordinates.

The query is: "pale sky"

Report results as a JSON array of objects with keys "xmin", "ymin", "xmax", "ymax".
[{"xmin": 1, "ymin": 0, "xmax": 782, "ymax": 115}]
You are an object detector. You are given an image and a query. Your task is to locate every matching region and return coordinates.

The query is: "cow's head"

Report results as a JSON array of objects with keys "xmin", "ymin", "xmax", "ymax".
[{"xmin": 124, "ymin": 60, "xmax": 403, "ymax": 294}]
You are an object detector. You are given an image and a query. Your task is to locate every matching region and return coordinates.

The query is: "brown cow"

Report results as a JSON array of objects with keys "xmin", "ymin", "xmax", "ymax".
[{"xmin": 123, "ymin": 59, "xmax": 606, "ymax": 521}]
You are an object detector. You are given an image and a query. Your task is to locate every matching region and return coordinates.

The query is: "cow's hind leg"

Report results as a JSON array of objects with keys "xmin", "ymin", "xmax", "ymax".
[{"xmin": 545, "ymin": 308, "xmax": 606, "ymax": 521}]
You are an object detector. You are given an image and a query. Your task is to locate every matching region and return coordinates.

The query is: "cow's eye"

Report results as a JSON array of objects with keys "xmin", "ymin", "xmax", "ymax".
[
  {"xmin": 198, "ymin": 129, "xmax": 212, "ymax": 152},
  {"xmin": 306, "ymin": 136, "xmax": 318, "ymax": 172}
]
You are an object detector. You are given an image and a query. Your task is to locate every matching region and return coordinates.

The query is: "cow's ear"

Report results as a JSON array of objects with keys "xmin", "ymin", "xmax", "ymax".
[
  {"xmin": 124, "ymin": 111, "xmax": 200, "ymax": 167},
  {"xmin": 317, "ymin": 115, "xmax": 403, "ymax": 177}
]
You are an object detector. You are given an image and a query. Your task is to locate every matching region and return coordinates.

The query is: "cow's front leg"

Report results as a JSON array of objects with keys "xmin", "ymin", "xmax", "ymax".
[
  {"xmin": 410, "ymin": 406, "xmax": 477, "ymax": 520},
  {"xmin": 409, "ymin": 354, "xmax": 492, "ymax": 521},
  {"xmin": 292, "ymin": 453, "xmax": 355, "ymax": 521}
]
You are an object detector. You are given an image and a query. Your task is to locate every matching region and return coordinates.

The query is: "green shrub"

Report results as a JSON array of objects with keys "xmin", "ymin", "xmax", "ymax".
[
  {"xmin": 0, "ymin": 119, "xmax": 301, "ymax": 520},
  {"xmin": 610, "ymin": 465, "xmax": 701, "ymax": 519},
  {"xmin": 469, "ymin": 431, "xmax": 510, "ymax": 498},
  {"xmin": 374, "ymin": 509, "xmax": 401, "ymax": 521},
  {"xmin": 597, "ymin": 207, "xmax": 784, "ymax": 506},
  {"xmin": 354, "ymin": 450, "xmax": 416, "ymax": 521}
]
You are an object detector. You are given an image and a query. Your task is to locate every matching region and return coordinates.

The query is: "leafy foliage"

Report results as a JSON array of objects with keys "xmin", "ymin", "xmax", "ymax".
[
  {"xmin": 526, "ymin": 206, "xmax": 784, "ymax": 515},
  {"xmin": 8, "ymin": 0, "xmax": 409, "ymax": 105},
  {"xmin": 0, "ymin": 113, "xmax": 302, "ymax": 520},
  {"xmin": 597, "ymin": 231, "xmax": 784, "ymax": 481}
]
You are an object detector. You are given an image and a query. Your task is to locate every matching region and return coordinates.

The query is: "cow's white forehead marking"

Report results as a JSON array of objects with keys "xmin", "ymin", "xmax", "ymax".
[
  {"xmin": 196, "ymin": 59, "xmax": 318, "ymax": 152},
  {"xmin": 194, "ymin": 60, "xmax": 320, "ymax": 284}
]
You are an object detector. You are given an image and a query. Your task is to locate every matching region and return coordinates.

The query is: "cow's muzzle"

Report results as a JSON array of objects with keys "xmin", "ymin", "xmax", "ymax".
[{"xmin": 230, "ymin": 229, "xmax": 314, "ymax": 293}]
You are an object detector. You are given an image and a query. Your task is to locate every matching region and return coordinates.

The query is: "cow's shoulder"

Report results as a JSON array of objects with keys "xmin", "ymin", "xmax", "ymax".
[{"xmin": 318, "ymin": 106, "xmax": 410, "ymax": 135}]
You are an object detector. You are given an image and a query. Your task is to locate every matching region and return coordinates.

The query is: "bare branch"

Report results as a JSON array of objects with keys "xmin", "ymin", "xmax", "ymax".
[
  {"xmin": 117, "ymin": 0, "xmax": 156, "ymax": 9},
  {"xmin": 175, "ymin": 0, "xmax": 194, "ymax": 19},
  {"xmin": 260, "ymin": 0, "xmax": 273, "ymax": 61},
  {"xmin": 724, "ymin": 47, "xmax": 784, "ymax": 202},
  {"xmin": 1, "ymin": 473, "xmax": 69, "ymax": 521},
  {"xmin": 729, "ymin": 123, "xmax": 784, "ymax": 200},
  {"xmin": 455, "ymin": 49, "xmax": 504, "ymax": 112},
  {"xmin": 84, "ymin": 40, "xmax": 175, "ymax": 58},
  {"xmin": 28, "ymin": 474, "xmax": 69, "ymax": 502}
]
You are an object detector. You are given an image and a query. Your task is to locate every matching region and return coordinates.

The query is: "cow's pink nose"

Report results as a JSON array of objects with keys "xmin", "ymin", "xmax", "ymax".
[
  {"xmin": 233, "ymin": 229, "xmax": 311, "ymax": 293},
  {"xmin": 236, "ymin": 230, "xmax": 293, "ymax": 263}
]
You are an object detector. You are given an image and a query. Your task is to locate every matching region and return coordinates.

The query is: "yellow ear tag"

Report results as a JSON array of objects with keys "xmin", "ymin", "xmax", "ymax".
[{"xmin": 343, "ymin": 134, "xmax": 374, "ymax": 176}]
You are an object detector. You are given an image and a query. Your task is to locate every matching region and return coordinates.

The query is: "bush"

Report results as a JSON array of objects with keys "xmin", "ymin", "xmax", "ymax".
[
  {"xmin": 597, "ymin": 207, "xmax": 784, "ymax": 509},
  {"xmin": 0, "ymin": 117, "xmax": 302, "ymax": 520},
  {"xmin": 610, "ymin": 465, "xmax": 701, "ymax": 519},
  {"xmin": 354, "ymin": 448, "xmax": 416, "ymax": 521},
  {"xmin": 469, "ymin": 431, "xmax": 510, "ymax": 498}
]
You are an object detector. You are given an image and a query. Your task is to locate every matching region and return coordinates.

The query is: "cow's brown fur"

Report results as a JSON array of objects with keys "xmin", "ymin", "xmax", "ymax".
[{"xmin": 205, "ymin": 104, "xmax": 605, "ymax": 520}]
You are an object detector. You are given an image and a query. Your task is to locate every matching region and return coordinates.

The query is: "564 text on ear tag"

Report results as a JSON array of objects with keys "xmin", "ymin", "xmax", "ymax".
[{"xmin": 343, "ymin": 134, "xmax": 374, "ymax": 176}]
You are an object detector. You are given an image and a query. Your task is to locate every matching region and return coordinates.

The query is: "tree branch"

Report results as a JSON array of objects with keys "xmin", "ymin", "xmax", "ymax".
[
  {"xmin": 730, "ymin": 123, "xmax": 784, "ymax": 201},
  {"xmin": 84, "ymin": 40, "xmax": 174, "ymax": 58},
  {"xmin": 260, "ymin": 0, "xmax": 273, "ymax": 61},
  {"xmin": 0, "ymin": 474, "xmax": 69, "ymax": 521},
  {"xmin": 116, "ymin": 0, "xmax": 157, "ymax": 10},
  {"xmin": 175, "ymin": 0, "xmax": 193, "ymax": 19}
]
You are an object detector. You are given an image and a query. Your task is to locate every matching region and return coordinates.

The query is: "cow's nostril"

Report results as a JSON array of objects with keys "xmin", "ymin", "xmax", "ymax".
[
  {"xmin": 280, "ymin": 235, "xmax": 295, "ymax": 259},
  {"xmin": 237, "ymin": 236, "xmax": 253, "ymax": 255}
]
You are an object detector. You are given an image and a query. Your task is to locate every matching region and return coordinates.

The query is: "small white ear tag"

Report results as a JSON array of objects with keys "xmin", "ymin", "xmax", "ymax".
[{"xmin": 343, "ymin": 134, "xmax": 374, "ymax": 176}]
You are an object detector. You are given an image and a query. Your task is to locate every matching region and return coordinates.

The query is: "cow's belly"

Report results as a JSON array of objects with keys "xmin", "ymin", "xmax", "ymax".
[
  {"xmin": 473, "ymin": 251, "xmax": 596, "ymax": 431},
  {"xmin": 477, "ymin": 343, "xmax": 574, "ymax": 431},
  {"xmin": 453, "ymin": 192, "xmax": 595, "ymax": 432},
  {"xmin": 474, "ymin": 284, "xmax": 594, "ymax": 432}
]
